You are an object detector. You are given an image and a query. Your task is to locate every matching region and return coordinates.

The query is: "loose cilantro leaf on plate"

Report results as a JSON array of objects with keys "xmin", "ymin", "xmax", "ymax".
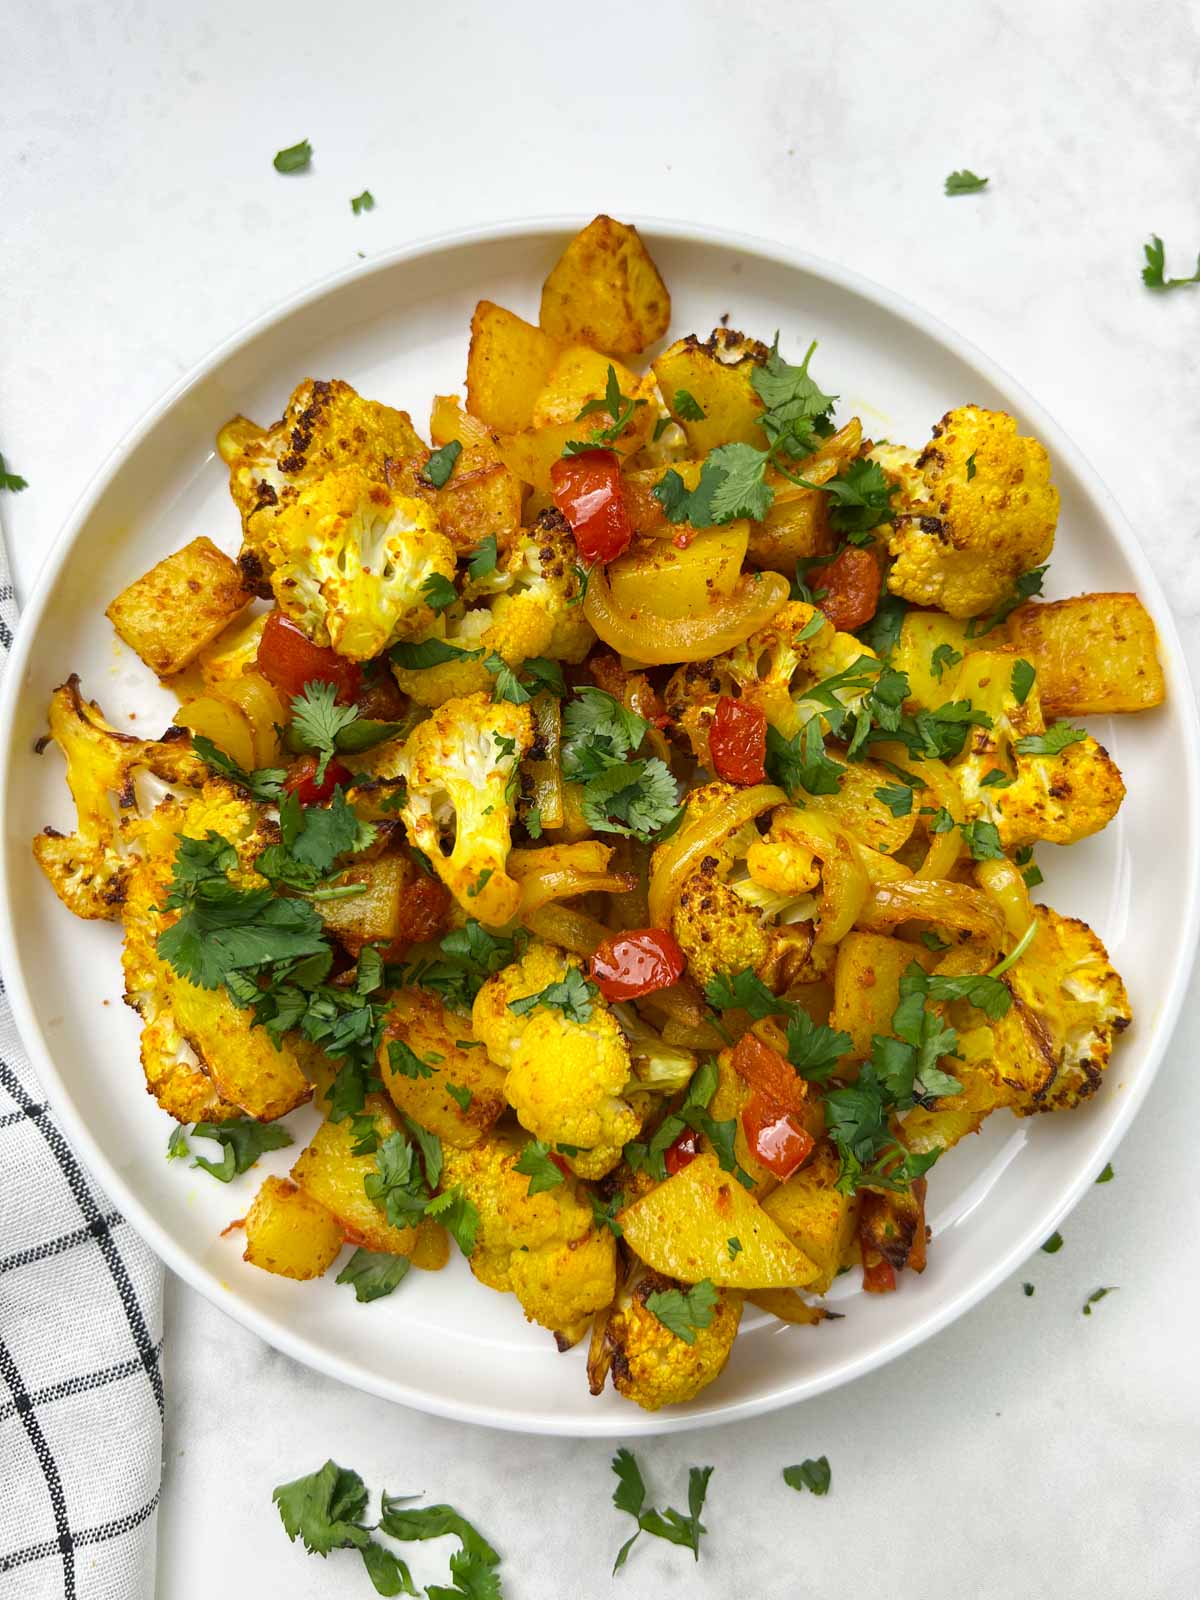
[
  {"xmin": 467, "ymin": 534, "xmax": 499, "ymax": 581},
  {"xmin": 766, "ymin": 717, "xmax": 844, "ymax": 798},
  {"xmin": 400, "ymin": 920, "xmax": 526, "ymax": 1011},
  {"xmin": 421, "ymin": 573, "xmax": 459, "ymax": 614},
  {"xmin": 727, "ymin": 1236, "xmax": 742, "ymax": 1259},
  {"xmin": 350, "ymin": 189, "xmax": 375, "ymax": 215},
  {"xmin": 1042, "ymin": 1231, "xmax": 1064, "ymax": 1253},
  {"xmin": 704, "ymin": 969, "xmax": 790, "ymax": 1019},
  {"xmin": 959, "ymin": 819, "xmax": 1006, "ymax": 860},
  {"xmin": 422, "ymin": 1186, "xmax": 480, "ymax": 1256},
  {"xmin": 484, "ymin": 653, "xmax": 565, "ymax": 705},
  {"xmin": 785, "ymin": 1008, "xmax": 851, "ymax": 1083},
  {"xmin": 945, "ymin": 168, "xmax": 988, "ymax": 194},
  {"xmin": 589, "ymin": 1188, "xmax": 625, "ymax": 1238},
  {"xmin": 782, "ymin": 1456, "xmax": 831, "ymax": 1496},
  {"xmin": 1012, "ymin": 658, "xmax": 1036, "ymax": 704},
  {"xmin": 365, "ymin": 1131, "xmax": 432, "ymax": 1230},
  {"xmin": 166, "ymin": 1124, "xmax": 190, "ymax": 1160},
  {"xmin": 273, "ymin": 138, "xmax": 313, "ymax": 173},
  {"xmin": 644, "ymin": 1279, "xmax": 718, "ymax": 1345},
  {"xmin": 335, "ymin": 1248, "xmax": 411, "ymax": 1303},
  {"xmin": 425, "ymin": 440, "xmax": 461, "ymax": 489},
  {"xmin": 803, "ymin": 458, "xmax": 896, "ymax": 538},
  {"xmin": 579, "ymin": 756, "xmax": 681, "ymax": 841},
  {"xmin": 446, "ymin": 1082, "xmax": 473, "ymax": 1112},
  {"xmin": 1015, "ymin": 724, "xmax": 1088, "ymax": 756},
  {"xmin": 507, "ymin": 968, "xmax": 598, "ymax": 1024},
  {"xmin": 1142, "ymin": 234, "xmax": 1200, "ymax": 291},
  {"xmin": 388, "ymin": 1039, "xmax": 435, "ymax": 1080},
  {"xmin": 514, "ymin": 1138, "xmax": 566, "ymax": 1196},
  {"xmin": 673, "ymin": 389, "xmax": 707, "ymax": 421},
  {"xmin": 858, "ymin": 590, "xmax": 908, "ymax": 658},
  {"xmin": 1023, "ymin": 1282, "xmax": 1035, "ymax": 1296},
  {"xmin": 0, "ymin": 454, "xmax": 28, "ymax": 492},
  {"xmin": 875, "ymin": 782, "xmax": 914, "ymax": 817},
  {"xmin": 565, "ymin": 364, "xmax": 647, "ymax": 453},
  {"xmin": 1096, "ymin": 1162, "xmax": 1115, "ymax": 1184},
  {"xmin": 187, "ymin": 1118, "xmax": 293, "ymax": 1182},
  {"xmin": 561, "ymin": 687, "xmax": 647, "ymax": 775}
]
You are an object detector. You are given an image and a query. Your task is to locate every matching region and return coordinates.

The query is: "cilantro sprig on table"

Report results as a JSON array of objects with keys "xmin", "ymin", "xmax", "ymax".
[
  {"xmin": 274, "ymin": 1459, "xmax": 504, "ymax": 1597},
  {"xmin": 1142, "ymin": 234, "xmax": 1200, "ymax": 291},
  {"xmin": 611, "ymin": 1450, "xmax": 712, "ymax": 1573}
]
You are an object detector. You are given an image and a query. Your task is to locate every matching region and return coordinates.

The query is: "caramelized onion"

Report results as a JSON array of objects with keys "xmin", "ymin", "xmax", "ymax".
[
  {"xmin": 583, "ymin": 565, "xmax": 789, "ymax": 665},
  {"xmin": 647, "ymin": 783, "xmax": 786, "ymax": 927}
]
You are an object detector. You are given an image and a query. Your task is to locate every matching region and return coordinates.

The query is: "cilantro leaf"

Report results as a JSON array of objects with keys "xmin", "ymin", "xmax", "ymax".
[
  {"xmin": 786, "ymin": 1008, "xmax": 851, "ymax": 1083},
  {"xmin": 1012, "ymin": 658, "xmax": 1036, "ymax": 704},
  {"xmin": 187, "ymin": 1118, "xmax": 293, "ymax": 1182},
  {"xmin": 1142, "ymin": 233, "xmax": 1200, "ymax": 291},
  {"xmin": 377, "ymin": 1494, "xmax": 500, "ymax": 1598},
  {"xmin": 704, "ymin": 969, "xmax": 790, "ymax": 1019},
  {"xmin": 875, "ymin": 782, "xmax": 914, "ymax": 817},
  {"xmin": 766, "ymin": 718, "xmax": 844, "ymax": 798},
  {"xmin": 966, "ymin": 565, "xmax": 1048, "ymax": 637},
  {"xmin": 1042, "ymin": 1231, "xmax": 1064, "ymax": 1253},
  {"xmin": 445, "ymin": 1081, "xmax": 473, "ymax": 1112},
  {"xmin": 751, "ymin": 337, "xmax": 836, "ymax": 456},
  {"xmin": 807, "ymin": 458, "xmax": 896, "ymax": 538},
  {"xmin": 166, "ymin": 1124, "xmax": 190, "ymax": 1161},
  {"xmin": 425, "ymin": 440, "xmax": 461, "ymax": 489},
  {"xmin": 0, "ymin": 454, "xmax": 28, "ymax": 493},
  {"xmin": 673, "ymin": 389, "xmax": 707, "ymax": 421},
  {"xmin": 401, "ymin": 920, "xmax": 526, "ymax": 1010},
  {"xmin": 514, "ymin": 1139, "xmax": 566, "ymax": 1196},
  {"xmin": 945, "ymin": 169, "xmax": 988, "ymax": 194},
  {"xmin": 561, "ymin": 687, "xmax": 647, "ymax": 771},
  {"xmin": 507, "ymin": 968, "xmax": 598, "ymax": 1024},
  {"xmin": 1096, "ymin": 1162, "xmax": 1115, "ymax": 1184},
  {"xmin": 390, "ymin": 638, "xmax": 483, "ymax": 671},
  {"xmin": 421, "ymin": 573, "xmax": 459, "ymax": 613},
  {"xmin": 483, "ymin": 654, "xmax": 530, "ymax": 704},
  {"xmin": 350, "ymin": 189, "xmax": 375, "ymax": 215},
  {"xmin": 644, "ymin": 1279, "xmax": 718, "ymax": 1345},
  {"xmin": 782, "ymin": 1457, "xmax": 831, "ymax": 1495},
  {"xmin": 1083, "ymin": 1286, "xmax": 1117, "ymax": 1315},
  {"xmin": 335, "ymin": 1248, "xmax": 411, "ymax": 1303},
  {"xmin": 858, "ymin": 591, "xmax": 908, "ymax": 658},
  {"xmin": 959, "ymin": 819, "xmax": 1005, "ymax": 860},
  {"xmin": 289, "ymin": 682, "xmax": 361, "ymax": 781},
  {"xmin": 1015, "ymin": 724, "xmax": 1088, "ymax": 756},
  {"xmin": 579, "ymin": 756, "xmax": 680, "ymax": 841},
  {"xmin": 388, "ymin": 1039, "xmax": 434, "ymax": 1080},
  {"xmin": 273, "ymin": 139, "xmax": 312, "ymax": 173},
  {"xmin": 191, "ymin": 736, "xmax": 286, "ymax": 801},
  {"xmin": 930, "ymin": 642, "xmax": 963, "ymax": 682},
  {"xmin": 611, "ymin": 1452, "xmax": 712, "ymax": 1572},
  {"xmin": 364, "ymin": 1132, "xmax": 431, "ymax": 1229},
  {"xmin": 403, "ymin": 1115, "xmax": 444, "ymax": 1191},
  {"xmin": 699, "ymin": 442, "xmax": 774, "ymax": 522},
  {"xmin": 422, "ymin": 1186, "xmax": 480, "ymax": 1255},
  {"xmin": 467, "ymin": 534, "xmax": 498, "ymax": 581},
  {"xmin": 589, "ymin": 1188, "xmax": 625, "ymax": 1238}
]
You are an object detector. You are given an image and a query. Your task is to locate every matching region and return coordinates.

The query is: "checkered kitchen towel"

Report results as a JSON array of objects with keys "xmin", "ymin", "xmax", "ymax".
[{"xmin": 0, "ymin": 537, "xmax": 163, "ymax": 1596}]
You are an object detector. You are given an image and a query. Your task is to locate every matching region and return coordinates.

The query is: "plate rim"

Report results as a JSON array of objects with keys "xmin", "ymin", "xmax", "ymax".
[{"xmin": 2, "ymin": 214, "xmax": 1197, "ymax": 1436}]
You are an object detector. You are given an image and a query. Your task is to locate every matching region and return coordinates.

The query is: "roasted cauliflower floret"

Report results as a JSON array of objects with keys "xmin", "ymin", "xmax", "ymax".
[
  {"xmin": 391, "ymin": 511, "xmax": 591, "ymax": 709},
  {"xmin": 440, "ymin": 1129, "xmax": 617, "ymax": 1346},
  {"xmin": 653, "ymin": 783, "xmax": 818, "ymax": 992},
  {"xmin": 664, "ymin": 602, "xmax": 876, "ymax": 757},
  {"xmin": 1007, "ymin": 906, "xmax": 1131, "ymax": 1112},
  {"xmin": 217, "ymin": 377, "xmax": 425, "ymax": 547},
  {"xmin": 32, "ymin": 677, "xmax": 204, "ymax": 920},
  {"xmin": 121, "ymin": 783, "xmax": 312, "ymax": 1122},
  {"xmin": 391, "ymin": 693, "xmax": 533, "ymax": 926},
  {"xmin": 471, "ymin": 940, "xmax": 640, "ymax": 1179},
  {"xmin": 257, "ymin": 465, "xmax": 455, "ymax": 660},
  {"xmin": 952, "ymin": 650, "xmax": 1125, "ymax": 848},
  {"xmin": 594, "ymin": 1267, "xmax": 742, "ymax": 1411},
  {"xmin": 885, "ymin": 406, "xmax": 1059, "ymax": 619}
]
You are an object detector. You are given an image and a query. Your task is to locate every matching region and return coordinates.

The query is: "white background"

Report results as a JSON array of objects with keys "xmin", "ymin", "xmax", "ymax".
[{"xmin": 4, "ymin": 1, "xmax": 1200, "ymax": 1596}]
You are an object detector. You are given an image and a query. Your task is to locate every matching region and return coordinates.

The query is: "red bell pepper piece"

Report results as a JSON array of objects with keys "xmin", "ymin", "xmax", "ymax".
[
  {"xmin": 590, "ymin": 928, "xmax": 686, "ymax": 1001},
  {"xmin": 549, "ymin": 449, "xmax": 633, "ymax": 566},
  {"xmin": 709, "ymin": 696, "xmax": 767, "ymax": 785},
  {"xmin": 740, "ymin": 1092, "xmax": 814, "ymax": 1181},
  {"xmin": 256, "ymin": 609, "xmax": 362, "ymax": 704}
]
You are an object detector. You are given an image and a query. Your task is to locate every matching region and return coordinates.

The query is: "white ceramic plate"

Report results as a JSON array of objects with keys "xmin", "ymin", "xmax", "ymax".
[{"xmin": 2, "ymin": 220, "xmax": 1196, "ymax": 1436}]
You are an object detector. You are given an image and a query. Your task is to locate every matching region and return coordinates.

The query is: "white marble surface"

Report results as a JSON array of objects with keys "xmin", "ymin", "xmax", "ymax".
[{"xmin": 4, "ymin": 1, "xmax": 1200, "ymax": 1595}]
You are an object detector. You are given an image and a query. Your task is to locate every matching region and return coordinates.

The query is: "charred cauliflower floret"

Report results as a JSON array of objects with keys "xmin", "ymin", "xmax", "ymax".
[
  {"xmin": 656, "ymin": 783, "xmax": 818, "ymax": 992},
  {"xmin": 391, "ymin": 511, "xmax": 591, "ymax": 709},
  {"xmin": 32, "ymin": 677, "xmax": 204, "ymax": 920},
  {"xmin": 472, "ymin": 941, "xmax": 641, "ymax": 1179},
  {"xmin": 390, "ymin": 693, "xmax": 533, "ymax": 926},
  {"xmin": 951, "ymin": 650, "xmax": 1125, "ymax": 848},
  {"xmin": 217, "ymin": 377, "xmax": 425, "ymax": 550},
  {"xmin": 593, "ymin": 1267, "xmax": 742, "ymax": 1411},
  {"xmin": 886, "ymin": 406, "xmax": 1059, "ymax": 619},
  {"xmin": 664, "ymin": 602, "xmax": 875, "ymax": 757},
  {"xmin": 440, "ymin": 1129, "xmax": 617, "ymax": 1346},
  {"xmin": 257, "ymin": 466, "xmax": 455, "ymax": 660},
  {"xmin": 1007, "ymin": 906, "xmax": 1131, "ymax": 1112},
  {"xmin": 121, "ymin": 783, "xmax": 312, "ymax": 1123}
]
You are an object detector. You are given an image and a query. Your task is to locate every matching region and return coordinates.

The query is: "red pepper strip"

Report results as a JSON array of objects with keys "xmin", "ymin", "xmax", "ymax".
[
  {"xmin": 731, "ymin": 1032, "xmax": 805, "ymax": 1113},
  {"xmin": 282, "ymin": 752, "xmax": 355, "ymax": 805},
  {"xmin": 709, "ymin": 696, "xmax": 768, "ymax": 786},
  {"xmin": 590, "ymin": 928, "xmax": 686, "ymax": 1001},
  {"xmin": 740, "ymin": 1092, "xmax": 814, "ymax": 1181},
  {"xmin": 549, "ymin": 449, "xmax": 633, "ymax": 566},
  {"xmin": 257, "ymin": 609, "xmax": 362, "ymax": 704},
  {"xmin": 664, "ymin": 1127, "xmax": 700, "ymax": 1176}
]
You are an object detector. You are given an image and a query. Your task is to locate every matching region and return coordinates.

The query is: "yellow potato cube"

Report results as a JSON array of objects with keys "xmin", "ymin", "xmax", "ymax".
[
  {"xmin": 539, "ymin": 215, "xmax": 670, "ymax": 354},
  {"xmin": 617, "ymin": 1152, "xmax": 818, "ymax": 1289},
  {"xmin": 606, "ymin": 523, "xmax": 750, "ymax": 621},
  {"xmin": 1005, "ymin": 593, "xmax": 1165, "ymax": 716},
  {"xmin": 466, "ymin": 301, "xmax": 560, "ymax": 434},
  {"xmin": 652, "ymin": 336, "xmax": 767, "ymax": 454},
  {"xmin": 242, "ymin": 1175, "xmax": 344, "ymax": 1280},
  {"xmin": 106, "ymin": 536, "xmax": 252, "ymax": 677},
  {"xmin": 891, "ymin": 610, "xmax": 978, "ymax": 709},
  {"xmin": 760, "ymin": 1144, "xmax": 858, "ymax": 1295},
  {"xmin": 378, "ymin": 990, "xmax": 508, "ymax": 1149},
  {"xmin": 291, "ymin": 1103, "xmax": 419, "ymax": 1257},
  {"xmin": 830, "ymin": 931, "xmax": 922, "ymax": 1059}
]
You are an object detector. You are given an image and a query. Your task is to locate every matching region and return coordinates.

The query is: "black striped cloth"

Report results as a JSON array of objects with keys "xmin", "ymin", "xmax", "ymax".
[{"xmin": 0, "ymin": 552, "xmax": 163, "ymax": 1596}]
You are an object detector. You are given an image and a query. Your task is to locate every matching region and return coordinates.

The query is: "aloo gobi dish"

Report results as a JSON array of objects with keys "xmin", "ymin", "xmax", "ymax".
[{"xmin": 33, "ymin": 215, "xmax": 1165, "ymax": 1409}]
